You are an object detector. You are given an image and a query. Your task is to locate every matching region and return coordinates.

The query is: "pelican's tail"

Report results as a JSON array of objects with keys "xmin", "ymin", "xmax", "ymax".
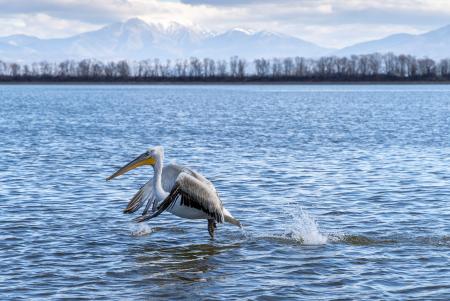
[{"xmin": 223, "ymin": 208, "xmax": 242, "ymax": 228}]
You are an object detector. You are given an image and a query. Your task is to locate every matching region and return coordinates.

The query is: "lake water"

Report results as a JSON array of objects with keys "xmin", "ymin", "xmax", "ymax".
[{"xmin": 1, "ymin": 84, "xmax": 449, "ymax": 300}]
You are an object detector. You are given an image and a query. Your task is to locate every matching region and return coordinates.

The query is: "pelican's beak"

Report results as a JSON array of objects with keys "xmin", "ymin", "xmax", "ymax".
[{"xmin": 106, "ymin": 152, "xmax": 155, "ymax": 181}]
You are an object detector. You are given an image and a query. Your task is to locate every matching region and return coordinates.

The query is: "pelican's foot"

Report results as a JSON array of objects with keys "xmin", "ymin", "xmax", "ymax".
[{"xmin": 208, "ymin": 219, "xmax": 216, "ymax": 239}]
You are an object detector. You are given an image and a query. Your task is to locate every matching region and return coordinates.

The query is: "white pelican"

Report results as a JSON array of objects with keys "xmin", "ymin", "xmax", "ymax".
[{"xmin": 106, "ymin": 146, "xmax": 241, "ymax": 238}]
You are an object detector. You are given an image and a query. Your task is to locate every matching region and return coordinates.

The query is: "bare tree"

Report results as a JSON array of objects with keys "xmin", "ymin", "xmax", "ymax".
[
  {"xmin": 237, "ymin": 58, "xmax": 247, "ymax": 78},
  {"xmin": 229, "ymin": 56, "xmax": 238, "ymax": 78},
  {"xmin": 189, "ymin": 57, "xmax": 202, "ymax": 78},
  {"xmin": 116, "ymin": 60, "xmax": 130, "ymax": 78},
  {"xmin": 439, "ymin": 59, "xmax": 450, "ymax": 78},
  {"xmin": 92, "ymin": 60, "xmax": 105, "ymax": 78},
  {"xmin": 1, "ymin": 53, "xmax": 449, "ymax": 82},
  {"xmin": 283, "ymin": 57, "xmax": 294, "ymax": 77},
  {"xmin": 294, "ymin": 57, "xmax": 307, "ymax": 77},
  {"xmin": 367, "ymin": 54, "xmax": 382, "ymax": 76},
  {"xmin": 271, "ymin": 58, "xmax": 283, "ymax": 78},
  {"xmin": 417, "ymin": 58, "xmax": 435, "ymax": 78},
  {"xmin": 216, "ymin": 60, "xmax": 227, "ymax": 77},
  {"xmin": 254, "ymin": 58, "xmax": 270, "ymax": 77},
  {"xmin": 10, "ymin": 63, "xmax": 20, "ymax": 77}
]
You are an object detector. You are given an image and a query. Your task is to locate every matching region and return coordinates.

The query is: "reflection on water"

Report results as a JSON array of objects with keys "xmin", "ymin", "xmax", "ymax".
[
  {"xmin": 1, "ymin": 84, "xmax": 450, "ymax": 300},
  {"xmin": 132, "ymin": 242, "xmax": 241, "ymax": 283}
]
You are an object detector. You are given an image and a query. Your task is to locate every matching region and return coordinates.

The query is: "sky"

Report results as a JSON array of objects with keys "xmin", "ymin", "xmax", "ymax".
[{"xmin": 0, "ymin": 0, "xmax": 449, "ymax": 48}]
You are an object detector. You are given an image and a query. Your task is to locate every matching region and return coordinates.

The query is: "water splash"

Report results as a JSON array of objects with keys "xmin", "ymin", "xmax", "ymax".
[
  {"xmin": 283, "ymin": 207, "xmax": 328, "ymax": 245},
  {"xmin": 131, "ymin": 223, "xmax": 154, "ymax": 237}
]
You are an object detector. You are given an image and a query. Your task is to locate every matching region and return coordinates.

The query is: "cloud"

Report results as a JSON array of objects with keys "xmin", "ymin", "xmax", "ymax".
[
  {"xmin": 180, "ymin": 0, "xmax": 264, "ymax": 5},
  {"xmin": 0, "ymin": 1, "xmax": 126, "ymax": 24},
  {"xmin": 0, "ymin": 0, "xmax": 449, "ymax": 47},
  {"xmin": 0, "ymin": 0, "xmax": 228, "ymax": 26}
]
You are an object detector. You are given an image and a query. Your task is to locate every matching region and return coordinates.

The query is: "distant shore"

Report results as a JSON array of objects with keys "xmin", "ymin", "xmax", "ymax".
[
  {"xmin": 2, "ymin": 53, "xmax": 450, "ymax": 85},
  {"xmin": 2, "ymin": 80, "xmax": 450, "ymax": 85}
]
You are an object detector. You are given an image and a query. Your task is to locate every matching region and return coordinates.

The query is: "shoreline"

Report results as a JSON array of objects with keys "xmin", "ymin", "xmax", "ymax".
[{"xmin": 2, "ymin": 80, "xmax": 450, "ymax": 85}]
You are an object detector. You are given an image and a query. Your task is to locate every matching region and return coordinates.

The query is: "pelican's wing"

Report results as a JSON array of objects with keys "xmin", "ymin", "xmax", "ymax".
[
  {"xmin": 140, "ymin": 163, "xmax": 217, "ymax": 215},
  {"xmin": 124, "ymin": 179, "xmax": 154, "ymax": 214},
  {"xmin": 125, "ymin": 164, "xmax": 181, "ymax": 215},
  {"xmin": 135, "ymin": 172, "xmax": 224, "ymax": 223},
  {"xmin": 161, "ymin": 164, "xmax": 184, "ymax": 192},
  {"xmin": 162, "ymin": 164, "xmax": 216, "ymax": 192}
]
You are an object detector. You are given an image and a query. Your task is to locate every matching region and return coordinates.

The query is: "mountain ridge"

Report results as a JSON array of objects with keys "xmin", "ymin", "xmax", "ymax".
[
  {"xmin": 336, "ymin": 25, "xmax": 450, "ymax": 59},
  {"xmin": 0, "ymin": 18, "xmax": 332, "ymax": 61},
  {"xmin": 0, "ymin": 18, "xmax": 449, "ymax": 62}
]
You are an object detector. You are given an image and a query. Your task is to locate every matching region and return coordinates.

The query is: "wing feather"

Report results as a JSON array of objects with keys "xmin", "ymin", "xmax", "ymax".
[
  {"xmin": 163, "ymin": 164, "xmax": 216, "ymax": 193},
  {"xmin": 173, "ymin": 172, "xmax": 224, "ymax": 223},
  {"xmin": 124, "ymin": 179, "xmax": 154, "ymax": 214},
  {"xmin": 135, "ymin": 172, "xmax": 224, "ymax": 223},
  {"xmin": 124, "ymin": 163, "xmax": 219, "ymax": 216},
  {"xmin": 134, "ymin": 186, "xmax": 180, "ymax": 223},
  {"xmin": 140, "ymin": 164, "xmax": 217, "ymax": 215}
]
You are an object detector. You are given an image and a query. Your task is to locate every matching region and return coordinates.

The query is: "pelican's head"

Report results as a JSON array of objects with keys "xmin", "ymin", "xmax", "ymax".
[{"xmin": 106, "ymin": 146, "xmax": 164, "ymax": 181}]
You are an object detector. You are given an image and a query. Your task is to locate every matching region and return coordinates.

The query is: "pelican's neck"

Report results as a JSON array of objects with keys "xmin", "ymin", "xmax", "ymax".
[{"xmin": 153, "ymin": 160, "xmax": 168, "ymax": 200}]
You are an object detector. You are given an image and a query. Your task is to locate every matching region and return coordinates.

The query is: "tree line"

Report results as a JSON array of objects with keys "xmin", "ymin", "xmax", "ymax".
[{"xmin": 1, "ymin": 53, "xmax": 450, "ymax": 82}]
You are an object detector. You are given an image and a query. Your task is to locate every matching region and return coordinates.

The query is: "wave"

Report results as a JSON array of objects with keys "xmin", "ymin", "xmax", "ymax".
[
  {"xmin": 246, "ymin": 206, "xmax": 450, "ymax": 248},
  {"xmin": 128, "ymin": 206, "xmax": 449, "ymax": 249},
  {"xmin": 328, "ymin": 233, "xmax": 397, "ymax": 245}
]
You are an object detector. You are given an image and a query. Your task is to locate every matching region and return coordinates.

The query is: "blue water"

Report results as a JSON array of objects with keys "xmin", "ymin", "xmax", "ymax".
[{"xmin": 1, "ymin": 85, "xmax": 450, "ymax": 300}]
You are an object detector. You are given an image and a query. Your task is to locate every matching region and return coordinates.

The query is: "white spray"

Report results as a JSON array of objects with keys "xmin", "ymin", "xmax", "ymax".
[{"xmin": 284, "ymin": 207, "xmax": 328, "ymax": 245}]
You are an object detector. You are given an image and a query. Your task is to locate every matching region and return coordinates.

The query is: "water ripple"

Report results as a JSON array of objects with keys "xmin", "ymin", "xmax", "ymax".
[{"xmin": 1, "ymin": 85, "xmax": 449, "ymax": 300}]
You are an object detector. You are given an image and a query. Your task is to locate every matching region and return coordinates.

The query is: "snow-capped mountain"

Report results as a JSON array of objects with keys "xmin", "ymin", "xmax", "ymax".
[
  {"xmin": 0, "ymin": 18, "xmax": 213, "ymax": 61},
  {"xmin": 1, "ymin": 18, "xmax": 450, "ymax": 62},
  {"xmin": 196, "ymin": 28, "xmax": 330, "ymax": 59},
  {"xmin": 335, "ymin": 25, "xmax": 450, "ymax": 59},
  {"xmin": 0, "ymin": 18, "xmax": 331, "ymax": 62}
]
